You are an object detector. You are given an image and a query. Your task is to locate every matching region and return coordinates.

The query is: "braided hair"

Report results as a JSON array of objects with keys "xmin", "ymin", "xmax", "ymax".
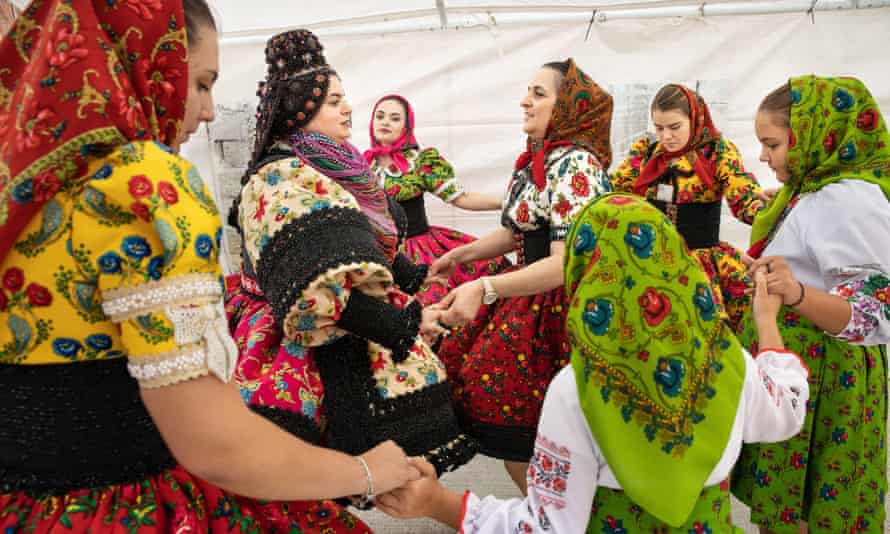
[{"xmin": 229, "ymin": 29, "xmax": 335, "ymax": 230}]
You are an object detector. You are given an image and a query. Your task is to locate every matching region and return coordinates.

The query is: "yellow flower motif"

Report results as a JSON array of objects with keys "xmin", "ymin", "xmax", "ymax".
[
  {"xmin": 482, "ymin": 374, "xmax": 490, "ymax": 382},
  {"xmin": 517, "ymin": 354, "xmax": 526, "ymax": 362},
  {"xmin": 502, "ymin": 405, "xmax": 511, "ymax": 412}
]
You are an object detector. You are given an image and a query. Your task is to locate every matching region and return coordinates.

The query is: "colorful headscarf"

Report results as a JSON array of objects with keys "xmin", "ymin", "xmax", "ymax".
[
  {"xmin": 634, "ymin": 85, "xmax": 721, "ymax": 195},
  {"xmin": 290, "ymin": 131, "xmax": 399, "ymax": 260},
  {"xmin": 0, "ymin": 0, "xmax": 189, "ymax": 262},
  {"xmin": 363, "ymin": 94, "xmax": 419, "ymax": 174},
  {"xmin": 515, "ymin": 58, "xmax": 613, "ymax": 191},
  {"xmin": 749, "ymin": 75, "xmax": 890, "ymax": 257},
  {"xmin": 564, "ymin": 193, "xmax": 745, "ymax": 527}
]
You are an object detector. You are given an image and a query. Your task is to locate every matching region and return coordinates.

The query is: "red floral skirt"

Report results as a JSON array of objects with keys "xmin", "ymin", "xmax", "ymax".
[{"xmin": 436, "ymin": 267, "xmax": 570, "ymax": 462}]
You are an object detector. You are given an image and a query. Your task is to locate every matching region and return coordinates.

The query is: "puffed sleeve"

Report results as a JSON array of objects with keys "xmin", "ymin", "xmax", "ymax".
[
  {"xmin": 741, "ymin": 348, "xmax": 810, "ymax": 443},
  {"xmin": 547, "ymin": 148, "xmax": 611, "ymax": 241},
  {"xmin": 72, "ymin": 141, "xmax": 237, "ymax": 388},
  {"xmin": 238, "ymin": 157, "xmax": 394, "ymax": 348},
  {"xmin": 714, "ymin": 138, "xmax": 764, "ymax": 225},
  {"xmin": 417, "ymin": 148, "xmax": 465, "ymax": 203},
  {"xmin": 609, "ymin": 136, "xmax": 651, "ymax": 194}
]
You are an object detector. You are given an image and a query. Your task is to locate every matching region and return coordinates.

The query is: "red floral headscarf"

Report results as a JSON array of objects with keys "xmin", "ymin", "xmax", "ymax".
[{"xmin": 0, "ymin": 0, "xmax": 189, "ymax": 261}]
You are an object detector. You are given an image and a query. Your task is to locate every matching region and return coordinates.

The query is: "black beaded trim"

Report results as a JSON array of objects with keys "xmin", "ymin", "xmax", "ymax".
[
  {"xmin": 392, "ymin": 254, "xmax": 428, "ymax": 295},
  {"xmin": 456, "ymin": 410, "xmax": 537, "ymax": 462},
  {"xmin": 314, "ymin": 335, "xmax": 477, "ymax": 474},
  {"xmin": 0, "ymin": 359, "xmax": 176, "ymax": 496},
  {"xmin": 256, "ymin": 207, "xmax": 391, "ymax": 327},
  {"xmin": 249, "ymin": 404, "xmax": 323, "ymax": 445},
  {"xmin": 337, "ymin": 295, "xmax": 421, "ymax": 363}
]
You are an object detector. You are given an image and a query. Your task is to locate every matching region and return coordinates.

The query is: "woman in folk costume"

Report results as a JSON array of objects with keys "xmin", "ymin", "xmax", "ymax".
[
  {"xmin": 429, "ymin": 59, "xmax": 613, "ymax": 490},
  {"xmin": 364, "ymin": 94, "xmax": 508, "ymax": 304},
  {"xmin": 224, "ymin": 29, "xmax": 476, "ymax": 484},
  {"xmin": 610, "ymin": 84, "xmax": 766, "ymax": 331},
  {"xmin": 0, "ymin": 2, "xmax": 420, "ymax": 533},
  {"xmin": 732, "ymin": 76, "xmax": 890, "ymax": 534},
  {"xmin": 373, "ymin": 194, "xmax": 811, "ymax": 533}
]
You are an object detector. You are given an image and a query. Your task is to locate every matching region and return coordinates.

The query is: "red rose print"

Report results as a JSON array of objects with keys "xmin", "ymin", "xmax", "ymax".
[
  {"xmin": 571, "ymin": 172, "xmax": 589, "ymax": 197},
  {"xmin": 386, "ymin": 184, "xmax": 401, "ymax": 197},
  {"xmin": 128, "ymin": 175, "xmax": 153, "ymax": 199},
  {"xmin": 138, "ymin": 55, "xmax": 181, "ymax": 100},
  {"xmin": 552, "ymin": 476, "xmax": 567, "ymax": 493},
  {"xmin": 823, "ymin": 130, "xmax": 837, "ymax": 154},
  {"xmin": 26, "ymin": 283, "xmax": 52, "ymax": 307},
  {"xmin": 32, "ymin": 171, "xmax": 61, "ymax": 202},
  {"xmin": 117, "ymin": 90, "xmax": 144, "ymax": 130},
  {"xmin": 130, "ymin": 202, "xmax": 152, "ymax": 222},
  {"xmin": 157, "ymin": 181, "xmax": 179, "ymax": 204},
  {"xmin": 554, "ymin": 198, "xmax": 573, "ymax": 218},
  {"xmin": 874, "ymin": 286, "xmax": 890, "ymax": 304},
  {"xmin": 639, "ymin": 287, "xmax": 672, "ymax": 327},
  {"xmin": 16, "ymin": 106, "xmax": 56, "ymax": 152},
  {"xmin": 421, "ymin": 164, "xmax": 433, "ymax": 175},
  {"xmin": 856, "ymin": 108, "xmax": 878, "ymax": 131},
  {"xmin": 516, "ymin": 201, "xmax": 530, "ymax": 223},
  {"xmin": 3, "ymin": 268, "xmax": 24, "ymax": 292}
]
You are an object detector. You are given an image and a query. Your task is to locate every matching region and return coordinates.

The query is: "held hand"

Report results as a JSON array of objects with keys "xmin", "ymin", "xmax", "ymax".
[
  {"xmin": 752, "ymin": 269, "xmax": 783, "ymax": 324},
  {"xmin": 438, "ymin": 281, "xmax": 484, "ymax": 328},
  {"xmin": 756, "ymin": 187, "xmax": 780, "ymax": 203},
  {"xmin": 420, "ymin": 308, "xmax": 448, "ymax": 343},
  {"xmin": 747, "ymin": 256, "xmax": 803, "ymax": 306},
  {"xmin": 359, "ymin": 441, "xmax": 421, "ymax": 496},
  {"xmin": 376, "ymin": 457, "xmax": 442, "ymax": 520},
  {"xmin": 428, "ymin": 250, "xmax": 462, "ymax": 282}
]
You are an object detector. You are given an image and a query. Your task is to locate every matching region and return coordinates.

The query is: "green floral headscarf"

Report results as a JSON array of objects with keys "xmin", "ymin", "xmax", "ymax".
[
  {"xmin": 564, "ymin": 193, "xmax": 746, "ymax": 527},
  {"xmin": 750, "ymin": 75, "xmax": 890, "ymax": 255}
]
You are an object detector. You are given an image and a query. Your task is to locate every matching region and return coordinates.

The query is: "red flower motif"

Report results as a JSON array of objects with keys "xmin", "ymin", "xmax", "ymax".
[
  {"xmin": 678, "ymin": 275, "xmax": 689, "ymax": 286},
  {"xmin": 874, "ymin": 286, "xmax": 890, "ymax": 304},
  {"xmin": 554, "ymin": 198, "xmax": 573, "ymax": 218},
  {"xmin": 253, "ymin": 194, "xmax": 268, "ymax": 221},
  {"xmin": 116, "ymin": 90, "xmax": 144, "ymax": 130},
  {"xmin": 2, "ymin": 268, "xmax": 24, "ymax": 292},
  {"xmin": 540, "ymin": 455, "xmax": 553, "ymax": 471},
  {"xmin": 552, "ymin": 476, "xmax": 567, "ymax": 493},
  {"xmin": 575, "ymin": 97, "xmax": 591, "ymax": 116},
  {"xmin": 639, "ymin": 287, "xmax": 672, "ymax": 326},
  {"xmin": 17, "ymin": 106, "xmax": 56, "ymax": 152},
  {"xmin": 421, "ymin": 164, "xmax": 433, "ymax": 175},
  {"xmin": 128, "ymin": 175, "xmax": 153, "ymax": 199},
  {"xmin": 790, "ymin": 452, "xmax": 806, "ymax": 469},
  {"xmin": 369, "ymin": 352, "xmax": 386, "ymax": 372},
  {"xmin": 726, "ymin": 279, "xmax": 750, "ymax": 299},
  {"xmin": 123, "ymin": 0, "xmax": 163, "ymax": 19},
  {"xmin": 570, "ymin": 172, "xmax": 589, "ymax": 197},
  {"xmin": 314, "ymin": 180, "xmax": 328, "ymax": 196},
  {"xmin": 157, "ymin": 181, "xmax": 179, "ymax": 205},
  {"xmin": 637, "ymin": 350, "xmax": 649, "ymax": 362},
  {"xmin": 131, "ymin": 202, "xmax": 152, "ymax": 222},
  {"xmin": 26, "ymin": 283, "xmax": 52, "ymax": 307},
  {"xmin": 138, "ymin": 55, "xmax": 182, "ymax": 101},
  {"xmin": 856, "ymin": 109, "xmax": 878, "ymax": 132},
  {"xmin": 607, "ymin": 195, "xmax": 634, "ymax": 205},
  {"xmin": 0, "ymin": 290, "xmax": 6, "ymax": 311},
  {"xmin": 386, "ymin": 184, "xmax": 401, "ymax": 197},
  {"xmin": 823, "ymin": 130, "xmax": 837, "ymax": 154},
  {"xmin": 32, "ymin": 171, "xmax": 61, "ymax": 202},
  {"xmin": 516, "ymin": 201, "xmax": 530, "ymax": 223},
  {"xmin": 46, "ymin": 27, "xmax": 88, "ymax": 70},
  {"xmin": 606, "ymin": 219, "xmax": 618, "ymax": 229}
]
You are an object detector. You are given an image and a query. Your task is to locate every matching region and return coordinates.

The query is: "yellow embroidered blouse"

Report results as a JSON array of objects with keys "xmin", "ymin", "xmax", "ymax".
[{"xmin": 0, "ymin": 141, "xmax": 236, "ymax": 388}]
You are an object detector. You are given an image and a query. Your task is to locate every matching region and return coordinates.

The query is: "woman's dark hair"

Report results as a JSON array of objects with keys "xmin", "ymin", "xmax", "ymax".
[
  {"xmin": 758, "ymin": 82, "xmax": 792, "ymax": 128},
  {"xmin": 542, "ymin": 60, "xmax": 570, "ymax": 92},
  {"xmin": 651, "ymin": 84, "xmax": 691, "ymax": 117},
  {"xmin": 183, "ymin": 0, "xmax": 216, "ymax": 46}
]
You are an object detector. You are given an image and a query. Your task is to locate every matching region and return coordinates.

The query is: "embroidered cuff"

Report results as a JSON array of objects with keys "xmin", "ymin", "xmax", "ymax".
[
  {"xmin": 829, "ymin": 271, "xmax": 890, "ymax": 345},
  {"xmin": 337, "ymin": 291, "xmax": 421, "ymax": 363},
  {"xmin": 392, "ymin": 254, "xmax": 428, "ymax": 295}
]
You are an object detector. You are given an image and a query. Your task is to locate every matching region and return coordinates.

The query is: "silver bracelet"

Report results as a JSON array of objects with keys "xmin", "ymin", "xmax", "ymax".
[{"xmin": 355, "ymin": 455, "xmax": 374, "ymax": 503}]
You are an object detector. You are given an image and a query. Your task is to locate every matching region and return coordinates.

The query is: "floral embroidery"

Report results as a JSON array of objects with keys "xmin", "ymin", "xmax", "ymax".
[
  {"xmin": 528, "ymin": 435, "xmax": 571, "ymax": 510},
  {"xmin": 831, "ymin": 271, "xmax": 890, "ymax": 343}
]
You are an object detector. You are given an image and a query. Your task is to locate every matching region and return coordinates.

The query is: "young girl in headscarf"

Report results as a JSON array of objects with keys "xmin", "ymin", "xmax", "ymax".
[
  {"xmin": 611, "ymin": 84, "xmax": 766, "ymax": 331},
  {"xmin": 733, "ymin": 75, "xmax": 890, "ymax": 534},
  {"xmin": 373, "ymin": 194, "xmax": 810, "ymax": 533},
  {"xmin": 365, "ymin": 95, "xmax": 509, "ymax": 304}
]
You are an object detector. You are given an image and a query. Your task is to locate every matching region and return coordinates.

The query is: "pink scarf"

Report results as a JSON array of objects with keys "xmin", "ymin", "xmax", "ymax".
[{"xmin": 363, "ymin": 94, "xmax": 420, "ymax": 174}]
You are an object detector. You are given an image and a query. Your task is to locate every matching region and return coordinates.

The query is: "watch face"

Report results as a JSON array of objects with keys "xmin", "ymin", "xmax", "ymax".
[{"xmin": 483, "ymin": 293, "xmax": 497, "ymax": 305}]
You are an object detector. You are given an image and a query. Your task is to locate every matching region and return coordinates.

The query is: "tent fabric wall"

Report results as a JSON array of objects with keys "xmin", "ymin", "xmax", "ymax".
[{"xmin": 181, "ymin": 5, "xmax": 890, "ymax": 273}]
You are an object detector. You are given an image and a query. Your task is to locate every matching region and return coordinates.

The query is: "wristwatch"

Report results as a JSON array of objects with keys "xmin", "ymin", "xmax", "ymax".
[{"xmin": 481, "ymin": 277, "xmax": 498, "ymax": 305}]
